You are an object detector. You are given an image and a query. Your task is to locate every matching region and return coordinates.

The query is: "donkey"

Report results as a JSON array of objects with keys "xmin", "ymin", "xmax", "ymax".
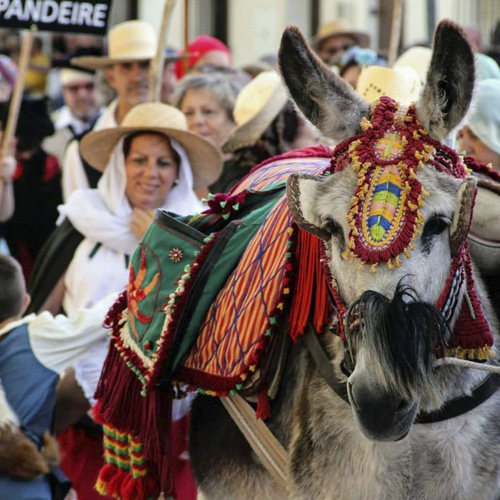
[{"xmin": 189, "ymin": 21, "xmax": 500, "ymax": 500}]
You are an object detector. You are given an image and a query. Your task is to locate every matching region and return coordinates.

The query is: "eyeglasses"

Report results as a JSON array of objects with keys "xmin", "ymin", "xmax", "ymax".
[
  {"xmin": 63, "ymin": 82, "xmax": 95, "ymax": 93},
  {"xmin": 192, "ymin": 64, "xmax": 237, "ymax": 75}
]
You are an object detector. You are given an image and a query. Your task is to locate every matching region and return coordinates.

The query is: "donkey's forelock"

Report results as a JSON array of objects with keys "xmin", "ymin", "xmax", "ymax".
[{"xmin": 347, "ymin": 283, "xmax": 449, "ymax": 401}]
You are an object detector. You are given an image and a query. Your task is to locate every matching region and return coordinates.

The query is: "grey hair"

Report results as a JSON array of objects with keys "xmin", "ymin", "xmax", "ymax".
[{"xmin": 170, "ymin": 70, "xmax": 250, "ymax": 121}]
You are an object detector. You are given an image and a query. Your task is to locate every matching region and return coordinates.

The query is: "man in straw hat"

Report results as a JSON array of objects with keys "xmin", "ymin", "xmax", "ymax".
[
  {"xmin": 311, "ymin": 19, "xmax": 370, "ymax": 66},
  {"xmin": 62, "ymin": 20, "xmax": 185, "ymax": 201}
]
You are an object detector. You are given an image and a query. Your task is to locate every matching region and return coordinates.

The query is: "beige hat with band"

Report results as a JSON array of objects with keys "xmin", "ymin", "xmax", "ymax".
[
  {"xmin": 356, "ymin": 65, "xmax": 422, "ymax": 106},
  {"xmin": 311, "ymin": 19, "xmax": 370, "ymax": 51},
  {"xmin": 79, "ymin": 102, "xmax": 223, "ymax": 190},
  {"xmin": 71, "ymin": 20, "xmax": 157, "ymax": 70},
  {"xmin": 222, "ymin": 70, "xmax": 289, "ymax": 154}
]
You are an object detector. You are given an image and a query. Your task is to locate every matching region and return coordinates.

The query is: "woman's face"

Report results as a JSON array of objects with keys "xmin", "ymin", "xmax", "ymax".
[
  {"xmin": 458, "ymin": 125, "xmax": 500, "ymax": 171},
  {"xmin": 125, "ymin": 133, "xmax": 179, "ymax": 209},
  {"xmin": 180, "ymin": 88, "xmax": 235, "ymax": 149}
]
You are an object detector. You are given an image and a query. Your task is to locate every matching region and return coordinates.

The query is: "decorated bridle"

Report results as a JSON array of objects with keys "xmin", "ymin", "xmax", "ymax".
[{"xmin": 289, "ymin": 97, "xmax": 498, "ymax": 421}]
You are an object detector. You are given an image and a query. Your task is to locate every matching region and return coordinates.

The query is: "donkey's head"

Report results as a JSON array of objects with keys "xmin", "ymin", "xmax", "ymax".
[{"xmin": 282, "ymin": 22, "xmax": 492, "ymax": 442}]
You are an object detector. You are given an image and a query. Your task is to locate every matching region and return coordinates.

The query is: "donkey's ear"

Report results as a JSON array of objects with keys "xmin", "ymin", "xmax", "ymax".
[
  {"xmin": 417, "ymin": 20, "xmax": 475, "ymax": 142},
  {"xmin": 287, "ymin": 174, "xmax": 331, "ymax": 240},
  {"xmin": 278, "ymin": 26, "xmax": 370, "ymax": 143}
]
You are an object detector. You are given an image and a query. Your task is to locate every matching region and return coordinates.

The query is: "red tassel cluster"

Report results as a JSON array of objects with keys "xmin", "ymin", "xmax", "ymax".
[{"xmin": 289, "ymin": 228, "xmax": 332, "ymax": 341}]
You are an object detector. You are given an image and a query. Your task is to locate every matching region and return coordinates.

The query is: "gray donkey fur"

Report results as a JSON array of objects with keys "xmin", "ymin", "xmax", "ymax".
[{"xmin": 189, "ymin": 21, "xmax": 500, "ymax": 500}]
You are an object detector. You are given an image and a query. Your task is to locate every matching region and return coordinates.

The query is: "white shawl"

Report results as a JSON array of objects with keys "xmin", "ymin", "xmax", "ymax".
[{"xmin": 59, "ymin": 139, "xmax": 203, "ymax": 315}]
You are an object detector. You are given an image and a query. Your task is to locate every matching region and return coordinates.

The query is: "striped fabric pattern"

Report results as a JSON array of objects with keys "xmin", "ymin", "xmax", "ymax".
[{"xmin": 182, "ymin": 195, "xmax": 292, "ymax": 380}]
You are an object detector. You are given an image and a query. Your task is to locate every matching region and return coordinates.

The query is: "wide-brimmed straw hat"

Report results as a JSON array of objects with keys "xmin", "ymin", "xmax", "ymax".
[
  {"xmin": 79, "ymin": 102, "xmax": 223, "ymax": 189},
  {"xmin": 311, "ymin": 19, "xmax": 370, "ymax": 51},
  {"xmin": 394, "ymin": 46, "xmax": 432, "ymax": 86},
  {"xmin": 356, "ymin": 65, "xmax": 422, "ymax": 105},
  {"xmin": 222, "ymin": 70, "xmax": 289, "ymax": 153},
  {"xmin": 71, "ymin": 20, "xmax": 157, "ymax": 70}
]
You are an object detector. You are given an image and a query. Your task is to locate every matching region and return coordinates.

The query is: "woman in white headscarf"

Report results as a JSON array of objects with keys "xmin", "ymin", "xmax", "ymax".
[
  {"xmin": 29, "ymin": 102, "xmax": 221, "ymax": 314},
  {"xmin": 28, "ymin": 102, "xmax": 222, "ymax": 500}
]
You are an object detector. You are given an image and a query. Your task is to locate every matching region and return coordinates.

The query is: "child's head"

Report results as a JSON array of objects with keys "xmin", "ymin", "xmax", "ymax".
[{"xmin": 0, "ymin": 255, "xmax": 29, "ymax": 323}]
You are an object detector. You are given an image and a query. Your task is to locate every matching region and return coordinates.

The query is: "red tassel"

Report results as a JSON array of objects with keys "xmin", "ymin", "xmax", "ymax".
[
  {"xmin": 256, "ymin": 389, "xmax": 270, "ymax": 420},
  {"xmin": 137, "ymin": 390, "xmax": 176, "ymax": 499},
  {"xmin": 104, "ymin": 467, "xmax": 129, "ymax": 497},
  {"xmin": 289, "ymin": 229, "xmax": 331, "ymax": 340},
  {"xmin": 289, "ymin": 229, "xmax": 316, "ymax": 341},
  {"xmin": 95, "ymin": 463, "xmax": 117, "ymax": 496},
  {"xmin": 121, "ymin": 473, "xmax": 160, "ymax": 500}
]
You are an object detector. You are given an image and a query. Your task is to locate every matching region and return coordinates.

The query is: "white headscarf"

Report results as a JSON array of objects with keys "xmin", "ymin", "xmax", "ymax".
[{"xmin": 58, "ymin": 137, "xmax": 204, "ymax": 255}]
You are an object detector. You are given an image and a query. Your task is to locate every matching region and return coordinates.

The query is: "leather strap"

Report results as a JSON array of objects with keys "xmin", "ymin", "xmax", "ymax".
[
  {"xmin": 301, "ymin": 327, "xmax": 349, "ymax": 403},
  {"xmin": 415, "ymin": 373, "xmax": 500, "ymax": 423},
  {"xmin": 302, "ymin": 325, "xmax": 500, "ymax": 423},
  {"xmin": 221, "ymin": 394, "xmax": 288, "ymax": 490}
]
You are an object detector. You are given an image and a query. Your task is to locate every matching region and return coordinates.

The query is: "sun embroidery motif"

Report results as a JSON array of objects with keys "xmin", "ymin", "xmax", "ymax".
[
  {"xmin": 375, "ymin": 132, "xmax": 404, "ymax": 160},
  {"xmin": 127, "ymin": 246, "xmax": 159, "ymax": 340},
  {"xmin": 169, "ymin": 248, "xmax": 183, "ymax": 263}
]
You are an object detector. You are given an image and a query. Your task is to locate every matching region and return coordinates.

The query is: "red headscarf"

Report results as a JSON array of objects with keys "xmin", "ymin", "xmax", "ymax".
[{"xmin": 175, "ymin": 35, "xmax": 231, "ymax": 78}]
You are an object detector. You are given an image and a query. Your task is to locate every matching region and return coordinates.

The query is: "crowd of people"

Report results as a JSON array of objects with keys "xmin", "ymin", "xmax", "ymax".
[{"xmin": 0, "ymin": 13, "xmax": 498, "ymax": 500}]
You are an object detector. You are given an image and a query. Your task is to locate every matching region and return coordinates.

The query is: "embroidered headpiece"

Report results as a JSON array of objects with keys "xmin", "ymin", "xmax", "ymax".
[
  {"xmin": 331, "ymin": 96, "xmax": 468, "ymax": 270},
  {"xmin": 326, "ymin": 97, "xmax": 493, "ymax": 360}
]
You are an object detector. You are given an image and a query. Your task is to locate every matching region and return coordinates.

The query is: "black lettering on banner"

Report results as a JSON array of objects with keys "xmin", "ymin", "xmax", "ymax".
[{"xmin": 0, "ymin": 0, "xmax": 112, "ymax": 35}]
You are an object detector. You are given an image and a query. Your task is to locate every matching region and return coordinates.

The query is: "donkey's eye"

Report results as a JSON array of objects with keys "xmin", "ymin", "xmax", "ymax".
[
  {"xmin": 421, "ymin": 214, "xmax": 451, "ymax": 253},
  {"xmin": 323, "ymin": 218, "xmax": 343, "ymax": 236},
  {"xmin": 423, "ymin": 215, "xmax": 450, "ymax": 237}
]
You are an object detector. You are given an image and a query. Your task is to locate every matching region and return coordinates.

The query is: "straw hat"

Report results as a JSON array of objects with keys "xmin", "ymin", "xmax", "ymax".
[
  {"xmin": 356, "ymin": 65, "xmax": 422, "ymax": 105},
  {"xmin": 71, "ymin": 20, "xmax": 157, "ymax": 70},
  {"xmin": 311, "ymin": 19, "xmax": 370, "ymax": 51},
  {"xmin": 394, "ymin": 46, "xmax": 432, "ymax": 86},
  {"xmin": 79, "ymin": 103, "xmax": 223, "ymax": 189},
  {"xmin": 222, "ymin": 71, "xmax": 289, "ymax": 153}
]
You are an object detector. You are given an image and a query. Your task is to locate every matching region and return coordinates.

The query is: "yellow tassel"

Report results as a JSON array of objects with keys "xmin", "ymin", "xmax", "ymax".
[
  {"xmin": 370, "ymin": 263, "xmax": 378, "ymax": 273},
  {"xmin": 360, "ymin": 117, "xmax": 372, "ymax": 130}
]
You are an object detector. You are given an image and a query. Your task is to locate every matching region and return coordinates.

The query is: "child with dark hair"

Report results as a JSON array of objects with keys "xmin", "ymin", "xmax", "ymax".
[{"xmin": 0, "ymin": 254, "xmax": 115, "ymax": 499}]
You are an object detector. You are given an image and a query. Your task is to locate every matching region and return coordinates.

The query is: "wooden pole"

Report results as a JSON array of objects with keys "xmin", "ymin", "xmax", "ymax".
[
  {"xmin": 149, "ymin": 0, "xmax": 176, "ymax": 102},
  {"xmin": 183, "ymin": 0, "xmax": 189, "ymax": 74},
  {"xmin": 387, "ymin": 0, "xmax": 403, "ymax": 67},
  {"xmin": 1, "ymin": 27, "xmax": 35, "ymax": 159}
]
